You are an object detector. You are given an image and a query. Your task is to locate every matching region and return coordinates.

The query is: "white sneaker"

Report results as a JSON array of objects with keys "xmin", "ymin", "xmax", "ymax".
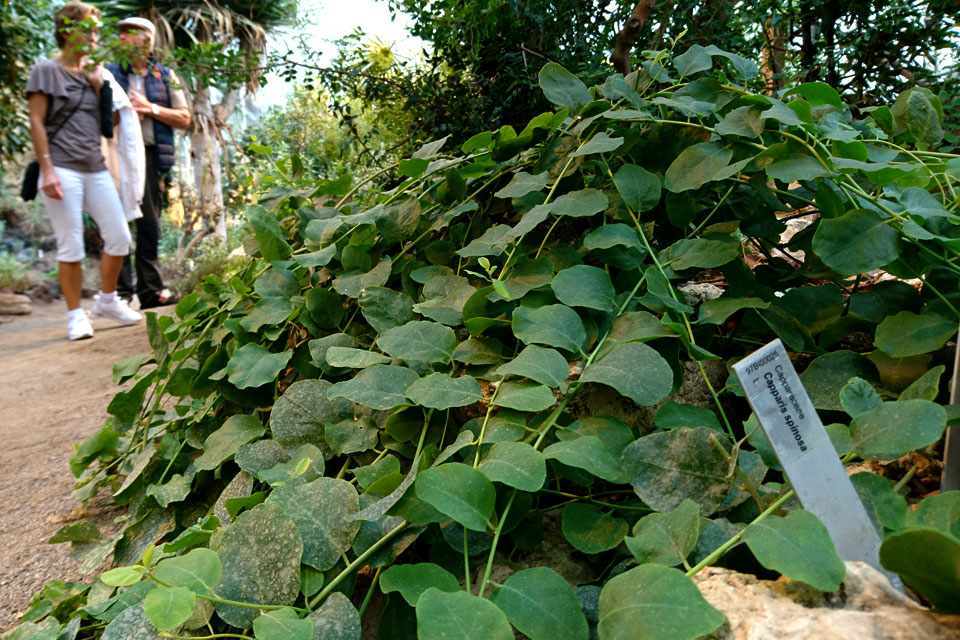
[
  {"xmin": 68, "ymin": 311, "xmax": 94, "ymax": 340},
  {"xmin": 92, "ymin": 295, "xmax": 142, "ymax": 325}
]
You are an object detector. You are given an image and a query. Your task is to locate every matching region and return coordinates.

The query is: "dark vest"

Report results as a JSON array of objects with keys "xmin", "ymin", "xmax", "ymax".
[{"xmin": 106, "ymin": 60, "xmax": 176, "ymax": 174}]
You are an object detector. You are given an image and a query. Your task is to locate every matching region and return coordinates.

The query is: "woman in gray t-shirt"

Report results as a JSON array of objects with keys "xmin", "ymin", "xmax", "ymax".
[{"xmin": 27, "ymin": 1, "xmax": 142, "ymax": 340}]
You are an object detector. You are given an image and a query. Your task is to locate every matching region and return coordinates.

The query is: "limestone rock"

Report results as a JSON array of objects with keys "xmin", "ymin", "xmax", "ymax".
[
  {"xmin": 0, "ymin": 292, "xmax": 32, "ymax": 315},
  {"xmin": 679, "ymin": 282, "xmax": 724, "ymax": 307},
  {"xmin": 694, "ymin": 561, "xmax": 960, "ymax": 639}
]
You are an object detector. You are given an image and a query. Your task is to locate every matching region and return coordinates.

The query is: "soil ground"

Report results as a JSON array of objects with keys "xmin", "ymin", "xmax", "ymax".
[{"xmin": 0, "ymin": 300, "xmax": 170, "ymax": 630}]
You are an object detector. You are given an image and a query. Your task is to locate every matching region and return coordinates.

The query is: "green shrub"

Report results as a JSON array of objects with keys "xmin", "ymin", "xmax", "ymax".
[{"xmin": 10, "ymin": 45, "xmax": 960, "ymax": 640}]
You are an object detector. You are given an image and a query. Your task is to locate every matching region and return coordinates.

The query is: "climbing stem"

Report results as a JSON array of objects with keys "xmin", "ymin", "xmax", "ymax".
[
  {"xmin": 477, "ymin": 490, "xmax": 516, "ymax": 596},
  {"xmin": 685, "ymin": 488, "xmax": 794, "ymax": 577}
]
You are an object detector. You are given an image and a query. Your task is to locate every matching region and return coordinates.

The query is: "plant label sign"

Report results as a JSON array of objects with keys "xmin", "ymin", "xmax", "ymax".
[{"xmin": 733, "ymin": 339, "xmax": 884, "ymax": 571}]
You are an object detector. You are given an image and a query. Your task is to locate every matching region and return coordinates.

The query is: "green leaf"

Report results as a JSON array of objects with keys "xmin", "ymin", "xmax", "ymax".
[
  {"xmin": 479, "ymin": 442, "xmax": 547, "ymax": 492},
  {"xmin": 538, "ymin": 63, "xmax": 593, "ymax": 112},
  {"xmin": 143, "ymin": 586, "xmax": 195, "ymax": 632},
  {"xmin": 654, "ymin": 400, "xmax": 722, "ymax": 432},
  {"xmin": 324, "ymin": 347, "xmax": 392, "ymax": 368},
  {"xmin": 496, "ymin": 345, "xmax": 570, "ymax": 388},
  {"xmin": 662, "ymin": 237, "xmax": 740, "ymax": 270},
  {"xmin": 512, "ymin": 304, "xmax": 586, "ymax": 353},
  {"xmin": 698, "ymin": 297, "xmax": 769, "ymax": 325},
  {"xmin": 891, "ymin": 87, "xmax": 944, "ymax": 146},
  {"xmin": 100, "ymin": 565, "xmax": 144, "ymax": 587},
  {"xmin": 412, "ymin": 136, "xmax": 449, "ymax": 159},
  {"xmin": 154, "ymin": 548, "xmax": 222, "ymax": 594},
  {"xmin": 625, "ymin": 500, "xmax": 701, "ymax": 567},
  {"xmin": 416, "ymin": 588, "xmax": 513, "ymax": 640},
  {"xmin": 900, "ymin": 187, "xmax": 954, "ymax": 221},
  {"xmin": 453, "ymin": 337, "xmax": 505, "ymax": 365},
  {"xmin": 875, "ymin": 311, "xmax": 956, "ymax": 358},
  {"xmin": 271, "ymin": 379, "xmax": 355, "ymax": 450},
  {"xmin": 102, "ymin": 604, "xmax": 160, "ymax": 640},
  {"xmin": 621, "ymin": 428, "xmax": 730, "ymax": 516},
  {"xmin": 405, "ymin": 373, "xmax": 482, "ymax": 410},
  {"xmin": 900, "ymin": 365, "xmax": 945, "ymax": 401},
  {"xmin": 377, "ymin": 197, "xmax": 421, "ymax": 244},
  {"xmin": 570, "ymin": 131, "xmax": 624, "ymax": 157},
  {"xmin": 581, "ymin": 343, "xmax": 673, "ymax": 406},
  {"xmin": 214, "ymin": 503, "xmax": 303, "ymax": 627},
  {"xmin": 415, "ymin": 275, "xmax": 478, "ymax": 326},
  {"xmin": 306, "ymin": 288, "xmax": 345, "ymax": 329},
  {"xmin": 146, "ymin": 473, "xmax": 192, "ymax": 508},
  {"xmin": 673, "ymin": 44, "xmax": 713, "ymax": 76},
  {"xmin": 550, "ymin": 188, "xmax": 608, "ymax": 217},
  {"xmin": 325, "ymin": 416, "xmax": 379, "ymax": 455},
  {"xmin": 613, "ymin": 163, "xmax": 661, "ymax": 213},
  {"xmin": 766, "ymin": 153, "xmax": 831, "ymax": 182},
  {"xmin": 787, "ymin": 82, "xmax": 843, "ymax": 109},
  {"xmin": 880, "ymin": 527, "xmax": 960, "ymax": 611},
  {"xmin": 799, "ymin": 351, "xmax": 879, "ymax": 412},
  {"xmin": 253, "ymin": 608, "xmax": 314, "ymax": 640},
  {"xmin": 307, "ymin": 592, "xmax": 361, "ymax": 640},
  {"xmin": 359, "ymin": 287, "xmax": 416, "ymax": 334},
  {"xmin": 332, "ymin": 258, "xmax": 392, "ymax": 299},
  {"xmin": 328, "ymin": 365, "xmax": 419, "ymax": 411},
  {"xmin": 561, "ymin": 503, "xmax": 628, "ymax": 554},
  {"xmin": 247, "ymin": 205, "xmax": 292, "ymax": 261},
  {"xmin": 743, "ymin": 510, "xmax": 846, "ymax": 591},
  {"xmin": 239, "ymin": 297, "xmax": 296, "ymax": 332},
  {"xmin": 491, "ymin": 567, "xmax": 588, "ymax": 640},
  {"xmin": 839, "ymin": 377, "xmax": 882, "ymax": 417},
  {"xmin": 812, "ymin": 209, "xmax": 901, "ymax": 276},
  {"xmin": 226, "ymin": 344, "xmax": 293, "ymax": 390},
  {"xmin": 664, "ymin": 142, "xmax": 733, "ymax": 193},
  {"xmin": 255, "ymin": 269, "xmax": 300, "ymax": 298},
  {"xmin": 107, "ymin": 373, "xmax": 155, "ymax": 424},
  {"xmin": 715, "ymin": 106, "xmax": 764, "ymax": 138},
  {"xmin": 499, "ymin": 256, "xmax": 554, "ymax": 300},
  {"xmin": 551, "ymin": 265, "xmax": 616, "ymax": 312},
  {"xmin": 378, "ymin": 321, "xmax": 457, "ymax": 365},
  {"xmin": 114, "ymin": 353, "xmax": 149, "ymax": 384},
  {"xmin": 492, "ymin": 381, "xmax": 557, "ymax": 412},
  {"xmin": 380, "ymin": 563, "xmax": 460, "ymax": 606},
  {"xmin": 908, "ymin": 493, "xmax": 960, "ymax": 537},
  {"xmin": 267, "ymin": 477, "xmax": 360, "ymax": 571},
  {"xmin": 195, "ymin": 415, "xmax": 264, "ymax": 472},
  {"xmin": 851, "ymin": 472, "xmax": 907, "ymax": 531},
  {"xmin": 543, "ymin": 436, "xmax": 624, "ymax": 482},
  {"xmin": 495, "ymin": 171, "xmax": 550, "ymax": 199},
  {"xmin": 850, "ymin": 399, "xmax": 947, "ymax": 460},
  {"xmin": 415, "ymin": 463, "xmax": 495, "ymax": 532},
  {"xmin": 583, "ymin": 224, "xmax": 643, "ymax": 253},
  {"xmin": 598, "ymin": 564, "xmax": 725, "ymax": 640},
  {"xmin": 48, "ymin": 521, "xmax": 101, "ymax": 544}
]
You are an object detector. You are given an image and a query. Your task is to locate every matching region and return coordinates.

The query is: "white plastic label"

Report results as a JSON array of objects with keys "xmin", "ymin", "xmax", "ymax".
[{"xmin": 733, "ymin": 339, "xmax": 885, "ymax": 570}]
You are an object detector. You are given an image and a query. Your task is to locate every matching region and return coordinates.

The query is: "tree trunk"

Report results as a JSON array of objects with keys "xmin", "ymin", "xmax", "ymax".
[
  {"xmin": 188, "ymin": 87, "xmax": 241, "ymax": 240},
  {"xmin": 761, "ymin": 17, "xmax": 786, "ymax": 94},
  {"xmin": 610, "ymin": 0, "xmax": 658, "ymax": 76}
]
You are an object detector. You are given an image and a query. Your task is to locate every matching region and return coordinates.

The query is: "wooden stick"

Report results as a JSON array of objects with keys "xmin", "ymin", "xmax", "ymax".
[{"xmin": 940, "ymin": 321, "xmax": 960, "ymax": 491}]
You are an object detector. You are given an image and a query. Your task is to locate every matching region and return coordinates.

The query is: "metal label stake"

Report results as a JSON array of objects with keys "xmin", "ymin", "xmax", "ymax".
[{"xmin": 733, "ymin": 339, "xmax": 885, "ymax": 573}]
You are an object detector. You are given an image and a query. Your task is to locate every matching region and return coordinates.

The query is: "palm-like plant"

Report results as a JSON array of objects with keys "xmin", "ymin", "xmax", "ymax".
[{"xmin": 95, "ymin": 0, "xmax": 297, "ymax": 238}]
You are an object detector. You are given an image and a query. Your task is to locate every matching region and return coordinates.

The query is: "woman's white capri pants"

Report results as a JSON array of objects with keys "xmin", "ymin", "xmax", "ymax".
[{"xmin": 40, "ymin": 166, "xmax": 131, "ymax": 262}]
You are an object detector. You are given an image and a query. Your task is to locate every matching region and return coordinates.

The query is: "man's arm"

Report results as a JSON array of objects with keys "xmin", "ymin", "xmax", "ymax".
[{"xmin": 129, "ymin": 90, "xmax": 191, "ymax": 130}]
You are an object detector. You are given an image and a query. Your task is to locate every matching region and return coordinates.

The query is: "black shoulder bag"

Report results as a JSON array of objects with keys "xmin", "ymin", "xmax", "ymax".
[{"xmin": 21, "ymin": 83, "xmax": 89, "ymax": 202}]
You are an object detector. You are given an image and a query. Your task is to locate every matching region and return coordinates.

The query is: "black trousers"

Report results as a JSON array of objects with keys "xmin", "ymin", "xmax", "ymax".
[{"xmin": 117, "ymin": 148, "xmax": 165, "ymax": 307}]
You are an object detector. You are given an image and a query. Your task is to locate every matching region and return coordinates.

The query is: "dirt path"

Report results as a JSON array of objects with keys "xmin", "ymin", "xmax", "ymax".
[{"xmin": 0, "ymin": 301, "xmax": 169, "ymax": 629}]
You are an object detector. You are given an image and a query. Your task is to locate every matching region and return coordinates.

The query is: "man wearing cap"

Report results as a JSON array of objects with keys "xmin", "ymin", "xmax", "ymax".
[{"xmin": 108, "ymin": 17, "xmax": 190, "ymax": 309}]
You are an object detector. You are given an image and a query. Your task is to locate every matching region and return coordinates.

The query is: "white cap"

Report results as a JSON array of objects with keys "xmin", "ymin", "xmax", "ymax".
[{"xmin": 115, "ymin": 17, "xmax": 156, "ymax": 37}]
